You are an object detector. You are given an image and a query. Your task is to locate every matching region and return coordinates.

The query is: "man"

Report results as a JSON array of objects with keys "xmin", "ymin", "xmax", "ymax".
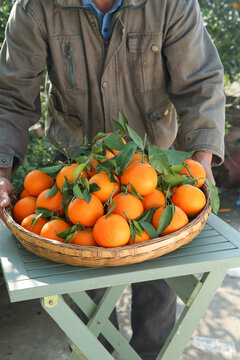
[{"xmin": 0, "ymin": 0, "xmax": 225, "ymax": 358}]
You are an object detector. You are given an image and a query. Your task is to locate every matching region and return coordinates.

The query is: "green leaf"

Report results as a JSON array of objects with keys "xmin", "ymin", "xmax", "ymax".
[
  {"xmin": 56, "ymin": 227, "xmax": 72, "ymax": 239},
  {"xmin": 118, "ymin": 112, "xmax": 129, "ymax": 129},
  {"xmin": 159, "ymin": 149, "xmax": 194, "ymax": 166},
  {"xmin": 108, "ymin": 171, "xmax": 118, "ymax": 183},
  {"xmin": 112, "ymin": 119, "xmax": 126, "ymax": 134},
  {"xmin": 39, "ymin": 163, "xmax": 64, "ymax": 174},
  {"xmin": 137, "ymin": 208, "xmax": 155, "ymax": 222},
  {"xmin": 140, "ymin": 221, "xmax": 159, "ymax": 239},
  {"xmin": 126, "ymin": 125, "xmax": 144, "ymax": 150},
  {"xmin": 115, "ymin": 141, "xmax": 137, "ymax": 175},
  {"xmin": 72, "ymin": 144, "xmax": 91, "ymax": 158},
  {"xmin": 81, "ymin": 177, "xmax": 90, "ymax": 191},
  {"xmin": 157, "ymin": 205, "xmax": 174, "ymax": 234},
  {"xmin": 206, "ymin": 179, "xmax": 220, "ymax": 214},
  {"xmin": 52, "ymin": 216, "xmax": 67, "ymax": 221},
  {"xmin": 46, "ymin": 183, "xmax": 58, "ymax": 198},
  {"xmin": 31, "ymin": 213, "xmax": 43, "ymax": 228},
  {"xmin": 103, "ymin": 133, "xmax": 125, "ymax": 152},
  {"xmin": 82, "ymin": 189, "xmax": 92, "ymax": 204},
  {"xmin": 57, "ymin": 224, "xmax": 78, "ymax": 240},
  {"xmin": 129, "ymin": 222, "xmax": 136, "ymax": 243},
  {"xmin": 148, "ymin": 145, "xmax": 171, "ymax": 175},
  {"xmin": 35, "ymin": 207, "xmax": 53, "ymax": 217},
  {"xmin": 73, "ymin": 163, "xmax": 87, "ymax": 178},
  {"xmin": 132, "ymin": 220, "xmax": 144, "ymax": 234},
  {"xmin": 93, "ymin": 132, "xmax": 107, "ymax": 142},
  {"xmin": 73, "ymin": 184, "xmax": 83, "ymax": 199},
  {"xmin": 96, "ymin": 159, "xmax": 116, "ymax": 172},
  {"xmin": 171, "ymin": 163, "xmax": 185, "ymax": 173},
  {"xmin": 161, "ymin": 173, "xmax": 189, "ymax": 187},
  {"xmin": 64, "ymin": 233, "xmax": 75, "ymax": 243},
  {"xmin": 89, "ymin": 183, "xmax": 101, "ymax": 192},
  {"xmin": 73, "ymin": 155, "xmax": 89, "ymax": 164},
  {"xmin": 93, "ymin": 153, "xmax": 107, "ymax": 161},
  {"xmin": 106, "ymin": 199, "xmax": 116, "ymax": 216},
  {"xmin": 61, "ymin": 188, "xmax": 72, "ymax": 207},
  {"xmin": 91, "ymin": 142, "xmax": 104, "ymax": 154},
  {"xmin": 130, "ymin": 184, "xmax": 144, "ymax": 199}
]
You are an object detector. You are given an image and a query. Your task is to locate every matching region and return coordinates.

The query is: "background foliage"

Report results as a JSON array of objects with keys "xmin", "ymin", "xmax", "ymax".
[
  {"xmin": 0, "ymin": 0, "xmax": 239, "ymax": 185},
  {"xmin": 198, "ymin": 0, "xmax": 240, "ymax": 82}
]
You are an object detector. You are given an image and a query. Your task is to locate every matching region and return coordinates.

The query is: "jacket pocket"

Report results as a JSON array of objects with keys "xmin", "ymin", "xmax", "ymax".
[
  {"xmin": 127, "ymin": 32, "xmax": 163, "ymax": 94},
  {"xmin": 147, "ymin": 98, "xmax": 178, "ymax": 149},
  {"xmin": 49, "ymin": 35, "xmax": 88, "ymax": 93},
  {"xmin": 46, "ymin": 86, "xmax": 84, "ymax": 154}
]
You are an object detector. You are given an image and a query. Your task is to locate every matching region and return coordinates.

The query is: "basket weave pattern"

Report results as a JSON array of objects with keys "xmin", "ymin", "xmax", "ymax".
[{"xmin": 3, "ymin": 184, "xmax": 211, "ymax": 267}]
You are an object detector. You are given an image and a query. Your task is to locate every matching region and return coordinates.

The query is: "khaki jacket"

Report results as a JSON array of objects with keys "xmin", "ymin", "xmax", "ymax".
[{"xmin": 0, "ymin": 0, "xmax": 225, "ymax": 167}]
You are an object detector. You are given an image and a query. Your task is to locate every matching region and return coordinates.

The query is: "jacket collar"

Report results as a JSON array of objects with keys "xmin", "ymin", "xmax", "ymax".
[{"xmin": 55, "ymin": 0, "xmax": 147, "ymax": 9}]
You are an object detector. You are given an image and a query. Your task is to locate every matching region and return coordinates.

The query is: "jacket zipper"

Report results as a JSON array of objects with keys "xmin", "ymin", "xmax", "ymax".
[{"xmin": 66, "ymin": 43, "xmax": 74, "ymax": 88}]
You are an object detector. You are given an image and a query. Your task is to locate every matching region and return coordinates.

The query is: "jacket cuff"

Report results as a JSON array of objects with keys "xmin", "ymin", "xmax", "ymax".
[{"xmin": 184, "ymin": 128, "xmax": 224, "ymax": 166}]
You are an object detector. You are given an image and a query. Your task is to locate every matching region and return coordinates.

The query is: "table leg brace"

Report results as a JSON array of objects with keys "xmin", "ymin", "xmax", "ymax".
[
  {"xmin": 41, "ymin": 285, "xmax": 142, "ymax": 360},
  {"xmin": 41, "ymin": 295, "xmax": 114, "ymax": 360}
]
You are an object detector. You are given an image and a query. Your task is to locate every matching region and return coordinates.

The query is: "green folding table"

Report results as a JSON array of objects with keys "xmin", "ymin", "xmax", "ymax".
[{"xmin": 1, "ymin": 213, "xmax": 240, "ymax": 360}]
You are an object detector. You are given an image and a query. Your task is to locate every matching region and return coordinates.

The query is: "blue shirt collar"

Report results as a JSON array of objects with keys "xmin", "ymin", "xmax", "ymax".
[
  {"xmin": 81, "ymin": 0, "xmax": 122, "ymax": 15},
  {"xmin": 81, "ymin": 0, "xmax": 123, "ymax": 40}
]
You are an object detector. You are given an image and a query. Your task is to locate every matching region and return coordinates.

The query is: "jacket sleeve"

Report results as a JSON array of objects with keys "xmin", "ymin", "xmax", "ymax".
[
  {"xmin": 162, "ymin": 0, "xmax": 225, "ymax": 165},
  {"xmin": 0, "ymin": 0, "xmax": 47, "ymax": 167}
]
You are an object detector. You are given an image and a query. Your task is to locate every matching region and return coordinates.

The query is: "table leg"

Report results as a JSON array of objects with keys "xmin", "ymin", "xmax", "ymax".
[
  {"xmin": 41, "ymin": 295, "xmax": 114, "ymax": 360},
  {"xmin": 70, "ymin": 286, "xmax": 142, "ymax": 360},
  {"xmin": 156, "ymin": 269, "xmax": 227, "ymax": 360},
  {"xmin": 41, "ymin": 285, "xmax": 142, "ymax": 360}
]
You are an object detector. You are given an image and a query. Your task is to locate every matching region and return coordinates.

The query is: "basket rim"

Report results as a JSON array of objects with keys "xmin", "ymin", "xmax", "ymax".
[{"xmin": 3, "ymin": 182, "xmax": 211, "ymax": 251}]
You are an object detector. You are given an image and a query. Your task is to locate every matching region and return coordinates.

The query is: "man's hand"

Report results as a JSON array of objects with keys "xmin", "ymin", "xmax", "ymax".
[
  {"xmin": 192, "ymin": 151, "xmax": 215, "ymax": 185},
  {"xmin": 0, "ymin": 167, "xmax": 14, "ymax": 221}
]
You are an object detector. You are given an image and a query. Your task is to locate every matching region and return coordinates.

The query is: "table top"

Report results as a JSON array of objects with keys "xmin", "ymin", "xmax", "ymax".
[{"xmin": 1, "ymin": 213, "xmax": 240, "ymax": 303}]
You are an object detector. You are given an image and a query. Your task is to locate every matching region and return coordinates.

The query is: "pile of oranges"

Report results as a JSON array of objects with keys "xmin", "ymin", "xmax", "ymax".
[{"xmin": 12, "ymin": 127, "xmax": 208, "ymax": 248}]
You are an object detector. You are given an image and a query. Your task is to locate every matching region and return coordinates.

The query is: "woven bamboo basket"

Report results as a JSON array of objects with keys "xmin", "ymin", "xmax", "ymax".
[{"xmin": 3, "ymin": 184, "xmax": 211, "ymax": 267}]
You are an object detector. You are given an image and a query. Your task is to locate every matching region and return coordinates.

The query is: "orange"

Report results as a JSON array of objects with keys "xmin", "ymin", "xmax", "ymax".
[
  {"xmin": 93, "ymin": 214, "xmax": 130, "ymax": 247},
  {"xmin": 68, "ymin": 194, "xmax": 104, "ymax": 226},
  {"xmin": 141, "ymin": 189, "xmax": 165, "ymax": 211},
  {"xmin": 128, "ymin": 230, "xmax": 151, "ymax": 244},
  {"xmin": 152, "ymin": 205, "xmax": 189, "ymax": 236},
  {"xmin": 13, "ymin": 196, "xmax": 37, "ymax": 224},
  {"xmin": 56, "ymin": 163, "xmax": 88, "ymax": 190},
  {"xmin": 68, "ymin": 228, "xmax": 97, "ymax": 246},
  {"xmin": 171, "ymin": 184, "xmax": 207, "ymax": 217},
  {"xmin": 21, "ymin": 214, "xmax": 48, "ymax": 235},
  {"xmin": 232, "ymin": 2, "xmax": 240, "ymax": 10},
  {"xmin": 121, "ymin": 161, "xmax": 158, "ymax": 196},
  {"xmin": 130, "ymin": 152, "xmax": 149, "ymax": 164},
  {"xmin": 89, "ymin": 172, "xmax": 120, "ymax": 203},
  {"xmin": 58, "ymin": 205, "xmax": 66, "ymax": 217},
  {"xmin": 179, "ymin": 159, "xmax": 206, "ymax": 188},
  {"xmin": 40, "ymin": 219, "xmax": 70, "ymax": 242},
  {"xmin": 111, "ymin": 192, "xmax": 144, "ymax": 220},
  {"xmin": 24, "ymin": 170, "xmax": 54, "ymax": 196},
  {"xmin": 36, "ymin": 188, "xmax": 63, "ymax": 212},
  {"xmin": 20, "ymin": 189, "xmax": 30, "ymax": 199}
]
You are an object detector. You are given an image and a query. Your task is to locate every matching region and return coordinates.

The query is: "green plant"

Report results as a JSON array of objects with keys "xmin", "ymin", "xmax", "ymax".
[
  {"xmin": 198, "ymin": 0, "xmax": 240, "ymax": 82},
  {"xmin": 10, "ymin": 131, "xmax": 56, "ymax": 189},
  {"xmin": 0, "ymin": 1, "xmax": 14, "ymax": 47}
]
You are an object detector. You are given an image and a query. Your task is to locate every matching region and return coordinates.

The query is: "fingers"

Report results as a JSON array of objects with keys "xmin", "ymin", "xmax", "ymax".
[
  {"xmin": 192, "ymin": 151, "xmax": 216, "ymax": 185},
  {"xmin": 203, "ymin": 165, "xmax": 216, "ymax": 185},
  {"xmin": 0, "ymin": 177, "xmax": 14, "ymax": 222}
]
